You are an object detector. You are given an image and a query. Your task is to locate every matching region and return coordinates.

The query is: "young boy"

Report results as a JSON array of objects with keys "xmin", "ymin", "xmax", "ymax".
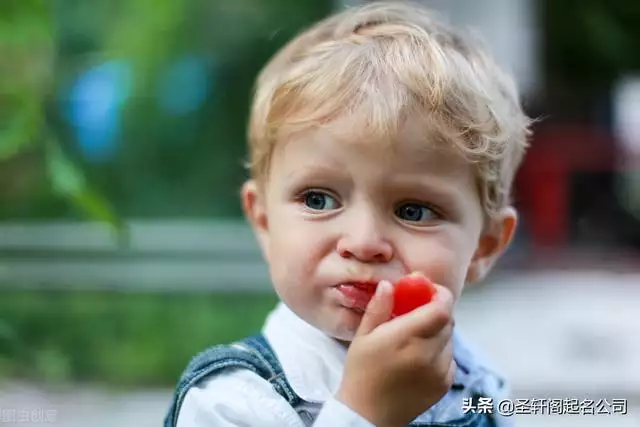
[{"xmin": 165, "ymin": 1, "xmax": 531, "ymax": 426}]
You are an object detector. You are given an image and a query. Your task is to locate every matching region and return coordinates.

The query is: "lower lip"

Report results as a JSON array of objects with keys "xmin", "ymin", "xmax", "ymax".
[{"xmin": 335, "ymin": 285, "xmax": 376, "ymax": 311}]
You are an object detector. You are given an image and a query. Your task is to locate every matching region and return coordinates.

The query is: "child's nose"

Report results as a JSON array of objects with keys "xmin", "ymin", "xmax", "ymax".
[{"xmin": 336, "ymin": 219, "xmax": 393, "ymax": 263}]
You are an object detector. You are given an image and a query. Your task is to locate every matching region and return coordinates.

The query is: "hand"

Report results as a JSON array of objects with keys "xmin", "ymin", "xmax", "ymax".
[{"xmin": 336, "ymin": 280, "xmax": 456, "ymax": 427}]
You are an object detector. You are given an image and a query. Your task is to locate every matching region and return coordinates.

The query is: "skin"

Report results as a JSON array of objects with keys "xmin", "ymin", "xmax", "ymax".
[
  {"xmin": 243, "ymin": 114, "xmax": 517, "ymax": 342},
  {"xmin": 242, "ymin": 114, "xmax": 518, "ymax": 425}
]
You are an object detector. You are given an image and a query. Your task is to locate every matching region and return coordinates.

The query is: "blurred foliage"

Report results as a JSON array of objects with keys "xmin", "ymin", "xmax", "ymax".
[
  {"xmin": 3, "ymin": 0, "xmax": 640, "ymax": 222},
  {"xmin": 0, "ymin": 0, "xmax": 332, "ymax": 387},
  {"xmin": 1, "ymin": 0, "xmax": 333, "ymax": 221},
  {"xmin": 546, "ymin": 0, "xmax": 640, "ymax": 89},
  {"xmin": 0, "ymin": 0, "xmax": 53, "ymax": 160},
  {"xmin": 0, "ymin": 290, "xmax": 278, "ymax": 387},
  {"xmin": 1, "ymin": 0, "xmax": 123, "ymax": 231}
]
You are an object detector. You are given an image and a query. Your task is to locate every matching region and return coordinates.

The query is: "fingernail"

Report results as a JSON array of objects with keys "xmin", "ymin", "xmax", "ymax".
[{"xmin": 376, "ymin": 280, "xmax": 391, "ymax": 296}]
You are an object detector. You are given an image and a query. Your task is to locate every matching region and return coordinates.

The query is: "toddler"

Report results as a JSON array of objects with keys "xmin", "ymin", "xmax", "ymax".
[{"xmin": 165, "ymin": 2, "xmax": 531, "ymax": 426}]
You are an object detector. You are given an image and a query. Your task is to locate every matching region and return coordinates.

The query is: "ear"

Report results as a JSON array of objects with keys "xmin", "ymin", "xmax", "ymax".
[
  {"xmin": 466, "ymin": 206, "xmax": 518, "ymax": 284},
  {"xmin": 241, "ymin": 179, "xmax": 270, "ymax": 262}
]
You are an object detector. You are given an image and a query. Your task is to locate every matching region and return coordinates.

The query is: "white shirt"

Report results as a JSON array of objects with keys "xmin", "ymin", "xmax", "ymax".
[{"xmin": 176, "ymin": 302, "xmax": 376, "ymax": 427}]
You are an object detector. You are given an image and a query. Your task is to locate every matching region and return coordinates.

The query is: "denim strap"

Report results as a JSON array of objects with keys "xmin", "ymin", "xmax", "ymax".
[
  {"xmin": 164, "ymin": 331, "xmax": 500, "ymax": 427},
  {"xmin": 241, "ymin": 334, "xmax": 302, "ymax": 406},
  {"xmin": 163, "ymin": 333, "xmax": 301, "ymax": 427}
]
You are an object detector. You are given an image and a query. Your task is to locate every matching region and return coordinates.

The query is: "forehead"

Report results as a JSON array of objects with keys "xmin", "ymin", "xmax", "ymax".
[{"xmin": 276, "ymin": 113, "xmax": 472, "ymax": 178}]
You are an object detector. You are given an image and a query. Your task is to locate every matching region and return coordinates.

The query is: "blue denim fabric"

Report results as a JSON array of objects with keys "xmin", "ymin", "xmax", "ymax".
[{"xmin": 164, "ymin": 333, "xmax": 511, "ymax": 427}]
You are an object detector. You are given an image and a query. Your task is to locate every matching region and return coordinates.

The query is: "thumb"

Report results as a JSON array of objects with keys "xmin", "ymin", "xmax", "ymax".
[{"xmin": 354, "ymin": 280, "xmax": 394, "ymax": 338}]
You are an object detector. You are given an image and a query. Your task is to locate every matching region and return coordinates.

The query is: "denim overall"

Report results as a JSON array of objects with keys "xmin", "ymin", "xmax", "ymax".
[{"xmin": 164, "ymin": 333, "xmax": 511, "ymax": 427}]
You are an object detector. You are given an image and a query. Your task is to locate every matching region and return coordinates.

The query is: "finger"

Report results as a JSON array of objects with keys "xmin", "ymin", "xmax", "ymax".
[
  {"xmin": 354, "ymin": 280, "xmax": 394, "ymax": 338},
  {"xmin": 430, "ymin": 283, "xmax": 455, "ymax": 312},
  {"xmin": 414, "ymin": 319, "xmax": 454, "ymax": 358},
  {"xmin": 440, "ymin": 334, "xmax": 454, "ymax": 360},
  {"xmin": 408, "ymin": 284, "xmax": 454, "ymax": 336},
  {"xmin": 431, "ymin": 340, "xmax": 456, "ymax": 387},
  {"xmin": 390, "ymin": 296, "xmax": 453, "ymax": 338},
  {"xmin": 435, "ymin": 322, "xmax": 455, "ymax": 354}
]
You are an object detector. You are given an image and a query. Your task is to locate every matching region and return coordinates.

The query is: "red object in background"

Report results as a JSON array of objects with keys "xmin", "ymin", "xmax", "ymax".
[
  {"xmin": 515, "ymin": 125, "xmax": 618, "ymax": 248},
  {"xmin": 518, "ymin": 152, "xmax": 569, "ymax": 247},
  {"xmin": 392, "ymin": 272, "xmax": 436, "ymax": 317}
]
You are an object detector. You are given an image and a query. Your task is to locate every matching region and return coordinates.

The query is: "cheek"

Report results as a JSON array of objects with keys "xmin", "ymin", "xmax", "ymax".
[
  {"xmin": 267, "ymin": 209, "xmax": 328, "ymax": 282},
  {"xmin": 404, "ymin": 231, "xmax": 476, "ymax": 297}
]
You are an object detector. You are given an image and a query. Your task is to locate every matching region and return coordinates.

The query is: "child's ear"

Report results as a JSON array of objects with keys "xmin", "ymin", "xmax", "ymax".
[
  {"xmin": 466, "ymin": 206, "xmax": 518, "ymax": 284},
  {"xmin": 241, "ymin": 179, "xmax": 270, "ymax": 262}
]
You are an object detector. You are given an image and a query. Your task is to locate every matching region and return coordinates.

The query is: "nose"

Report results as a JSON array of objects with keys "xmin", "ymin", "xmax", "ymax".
[{"xmin": 336, "ymin": 212, "xmax": 393, "ymax": 263}]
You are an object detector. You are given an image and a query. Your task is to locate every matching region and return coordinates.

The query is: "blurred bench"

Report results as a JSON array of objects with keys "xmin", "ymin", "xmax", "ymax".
[{"xmin": 0, "ymin": 220, "xmax": 271, "ymax": 292}]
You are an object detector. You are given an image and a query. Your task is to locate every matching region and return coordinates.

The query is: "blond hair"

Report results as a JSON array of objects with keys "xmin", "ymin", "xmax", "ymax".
[{"xmin": 246, "ymin": 1, "xmax": 532, "ymax": 219}]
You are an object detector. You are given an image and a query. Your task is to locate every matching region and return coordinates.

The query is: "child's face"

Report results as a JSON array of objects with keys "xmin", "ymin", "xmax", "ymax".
[{"xmin": 243, "ymin": 116, "xmax": 516, "ymax": 342}]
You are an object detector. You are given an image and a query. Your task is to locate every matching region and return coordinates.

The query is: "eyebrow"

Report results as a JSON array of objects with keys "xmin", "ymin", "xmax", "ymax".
[{"xmin": 285, "ymin": 164, "xmax": 344, "ymax": 181}]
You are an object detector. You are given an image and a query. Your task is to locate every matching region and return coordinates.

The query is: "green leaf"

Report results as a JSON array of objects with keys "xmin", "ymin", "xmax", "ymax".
[
  {"xmin": 47, "ymin": 143, "xmax": 87, "ymax": 196},
  {"xmin": 74, "ymin": 190, "xmax": 130, "ymax": 247},
  {"xmin": 45, "ymin": 141, "xmax": 129, "ymax": 246}
]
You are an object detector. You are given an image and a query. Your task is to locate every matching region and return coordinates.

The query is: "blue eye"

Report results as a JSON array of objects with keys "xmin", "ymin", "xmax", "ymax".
[
  {"xmin": 302, "ymin": 191, "xmax": 340, "ymax": 211},
  {"xmin": 395, "ymin": 203, "xmax": 438, "ymax": 222}
]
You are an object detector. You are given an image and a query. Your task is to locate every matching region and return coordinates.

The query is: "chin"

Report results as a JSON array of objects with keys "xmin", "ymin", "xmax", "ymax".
[
  {"xmin": 296, "ymin": 300, "xmax": 362, "ymax": 343},
  {"xmin": 333, "ymin": 332, "xmax": 356, "ymax": 344},
  {"xmin": 323, "ymin": 309, "xmax": 362, "ymax": 342},
  {"xmin": 324, "ymin": 327, "xmax": 355, "ymax": 344}
]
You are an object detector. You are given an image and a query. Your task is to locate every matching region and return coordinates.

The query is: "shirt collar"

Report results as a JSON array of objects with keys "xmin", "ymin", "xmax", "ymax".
[
  {"xmin": 262, "ymin": 302, "xmax": 347, "ymax": 403},
  {"xmin": 261, "ymin": 301, "xmax": 504, "ymax": 404}
]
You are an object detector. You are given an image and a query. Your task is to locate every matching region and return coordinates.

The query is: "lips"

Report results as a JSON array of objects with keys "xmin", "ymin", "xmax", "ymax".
[{"xmin": 336, "ymin": 281, "xmax": 378, "ymax": 311}]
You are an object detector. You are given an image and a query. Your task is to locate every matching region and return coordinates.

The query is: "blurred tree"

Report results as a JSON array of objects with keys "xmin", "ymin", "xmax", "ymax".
[
  {"xmin": 0, "ymin": 0, "xmax": 122, "ymax": 230},
  {"xmin": 545, "ymin": 0, "xmax": 640, "ymax": 89},
  {"xmin": 2, "ymin": 0, "xmax": 334, "ymax": 221},
  {"xmin": 6, "ymin": 0, "xmax": 640, "ymax": 222},
  {"xmin": 96, "ymin": 0, "xmax": 334, "ymax": 218}
]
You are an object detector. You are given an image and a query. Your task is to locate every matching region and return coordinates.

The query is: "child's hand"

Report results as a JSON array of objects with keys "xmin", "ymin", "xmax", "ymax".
[{"xmin": 336, "ymin": 280, "xmax": 456, "ymax": 427}]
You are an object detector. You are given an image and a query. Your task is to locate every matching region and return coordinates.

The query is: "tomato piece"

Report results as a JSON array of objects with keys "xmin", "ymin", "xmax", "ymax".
[{"xmin": 392, "ymin": 272, "xmax": 436, "ymax": 317}]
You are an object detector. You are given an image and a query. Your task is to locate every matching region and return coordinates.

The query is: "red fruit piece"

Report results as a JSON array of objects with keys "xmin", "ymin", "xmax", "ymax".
[{"xmin": 392, "ymin": 272, "xmax": 436, "ymax": 317}]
